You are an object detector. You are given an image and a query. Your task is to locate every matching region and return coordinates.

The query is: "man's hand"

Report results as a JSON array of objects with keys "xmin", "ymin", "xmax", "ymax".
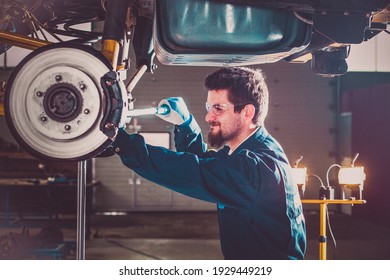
[{"xmin": 157, "ymin": 97, "xmax": 190, "ymax": 125}]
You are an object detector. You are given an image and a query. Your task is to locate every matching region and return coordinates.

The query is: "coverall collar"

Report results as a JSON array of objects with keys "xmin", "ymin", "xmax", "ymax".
[{"xmin": 228, "ymin": 126, "xmax": 269, "ymax": 156}]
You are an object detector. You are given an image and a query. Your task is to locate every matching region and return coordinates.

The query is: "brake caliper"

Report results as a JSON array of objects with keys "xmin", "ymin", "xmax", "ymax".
[{"xmin": 100, "ymin": 71, "xmax": 129, "ymax": 139}]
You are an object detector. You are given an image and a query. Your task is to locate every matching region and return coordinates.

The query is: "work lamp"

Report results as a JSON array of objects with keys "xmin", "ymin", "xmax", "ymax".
[
  {"xmin": 291, "ymin": 156, "xmax": 307, "ymax": 197},
  {"xmin": 338, "ymin": 166, "xmax": 366, "ymax": 200}
]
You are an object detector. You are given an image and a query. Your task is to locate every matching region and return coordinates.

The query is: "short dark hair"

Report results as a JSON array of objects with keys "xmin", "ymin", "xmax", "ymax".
[{"xmin": 204, "ymin": 67, "xmax": 269, "ymax": 126}]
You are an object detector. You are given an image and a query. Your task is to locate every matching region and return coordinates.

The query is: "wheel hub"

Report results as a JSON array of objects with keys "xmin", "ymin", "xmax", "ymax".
[{"xmin": 43, "ymin": 83, "xmax": 83, "ymax": 123}]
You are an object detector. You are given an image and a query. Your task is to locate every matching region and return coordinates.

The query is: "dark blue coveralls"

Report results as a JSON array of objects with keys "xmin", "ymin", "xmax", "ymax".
[{"xmin": 112, "ymin": 116, "xmax": 306, "ymax": 260}]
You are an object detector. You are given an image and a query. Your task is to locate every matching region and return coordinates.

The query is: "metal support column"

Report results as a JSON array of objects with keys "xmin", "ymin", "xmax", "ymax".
[{"xmin": 76, "ymin": 160, "xmax": 87, "ymax": 260}]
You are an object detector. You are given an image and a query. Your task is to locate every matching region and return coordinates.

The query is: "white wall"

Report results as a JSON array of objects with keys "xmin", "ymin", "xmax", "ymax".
[{"xmin": 347, "ymin": 31, "xmax": 390, "ymax": 72}]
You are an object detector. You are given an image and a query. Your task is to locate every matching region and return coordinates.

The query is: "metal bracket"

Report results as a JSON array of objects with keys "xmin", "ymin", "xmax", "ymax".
[
  {"xmin": 100, "ymin": 71, "xmax": 124, "ymax": 139},
  {"xmin": 313, "ymin": 11, "xmax": 370, "ymax": 44}
]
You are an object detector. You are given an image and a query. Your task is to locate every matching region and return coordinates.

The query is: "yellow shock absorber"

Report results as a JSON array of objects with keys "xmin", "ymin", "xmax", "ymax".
[
  {"xmin": 0, "ymin": 82, "xmax": 5, "ymax": 116},
  {"xmin": 101, "ymin": 39, "xmax": 121, "ymax": 70}
]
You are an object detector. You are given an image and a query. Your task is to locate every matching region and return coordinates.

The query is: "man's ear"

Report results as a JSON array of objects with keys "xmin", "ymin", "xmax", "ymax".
[{"xmin": 244, "ymin": 104, "xmax": 256, "ymax": 120}]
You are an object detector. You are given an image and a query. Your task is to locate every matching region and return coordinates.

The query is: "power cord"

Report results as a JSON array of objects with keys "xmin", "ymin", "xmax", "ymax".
[{"xmin": 325, "ymin": 204, "xmax": 337, "ymax": 260}]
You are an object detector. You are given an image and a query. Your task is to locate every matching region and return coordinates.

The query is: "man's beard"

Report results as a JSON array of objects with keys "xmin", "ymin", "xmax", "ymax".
[
  {"xmin": 207, "ymin": 129, "xmax": 225, "ymax": 149},
  {"xmin": 207, "ymin": 118, "xmax": 242, "ymax": 149}
]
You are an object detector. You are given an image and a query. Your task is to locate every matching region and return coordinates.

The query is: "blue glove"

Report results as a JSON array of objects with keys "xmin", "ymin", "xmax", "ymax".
[{"xmin": 157, "ymin": 97, "xmax": 190, "ymax": 125}]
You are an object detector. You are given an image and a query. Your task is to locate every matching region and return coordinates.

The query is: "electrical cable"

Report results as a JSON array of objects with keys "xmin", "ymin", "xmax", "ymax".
[
  {"xmin": 3, "ymin": 1, "xmax": 64, "ymax": 43},
  {"xmin": 22, "ymin": 7, "xmax": 53, "ymax": 42},
  {"xmin": 351, "ymin": 153, "xmax": 360, "ymax": 167},
  {"xmin": 326, "ymin": 164, "xmax": 342, "ymax": 187},
  {"xmin": 42, "ymin": 0, "xmax": 106, "ymax": 43},
  {"xmin": 294, "ymin": 155, "xmax": 303, "ymax": 167},
  {"xmin": 325, "ymin": 204, "xmax": 337, "ymax": 260},
  {"xmin": 308, "ymin": 174, "xmax": 325, "ymax": 189}
]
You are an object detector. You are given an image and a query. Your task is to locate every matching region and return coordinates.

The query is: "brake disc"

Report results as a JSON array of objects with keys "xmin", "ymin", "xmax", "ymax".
[{"xmin": 5, "ymin": 43, "xmax": 128, "ymax": 161}]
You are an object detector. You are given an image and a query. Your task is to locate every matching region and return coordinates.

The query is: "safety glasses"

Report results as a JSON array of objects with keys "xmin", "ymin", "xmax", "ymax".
[{"xmin": 205, "ymin": 102, "xmax": 246, "ymax": 115}]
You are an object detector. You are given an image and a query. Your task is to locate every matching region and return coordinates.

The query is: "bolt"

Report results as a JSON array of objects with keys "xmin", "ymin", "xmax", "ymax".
[
  {"xmin": 36, "ymin": 91, "xmax": 43, "ymax": 97},
  {"xmin": 114, "ymin": 147, "xmax": 120, "ymax": 153},
  {"xmin": 64, "ymin": 125, "xmax": 71, "ymax": 131},
  {"xmin": 79, "ymin": 83, "xmax": 86, "ymax": 91},
  {"xmin": 105, "ymin": 123, "xmax": 115, "ymax": 130},
  {"xmin": 40, "ymin": 116, "xmax": 47, "ymax": 122},
  {"xmin": 55, "ymin": 75, "xmax": 62, "ymax": 82},
  {"xmin": 84, "ymin": 109, "xmax": 90, "ymax": 114}
]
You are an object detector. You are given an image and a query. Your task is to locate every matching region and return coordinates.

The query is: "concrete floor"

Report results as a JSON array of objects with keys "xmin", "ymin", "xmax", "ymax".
[{"xmin": 1, "ymin": 211, "xmax": 390, "ymax": 260}]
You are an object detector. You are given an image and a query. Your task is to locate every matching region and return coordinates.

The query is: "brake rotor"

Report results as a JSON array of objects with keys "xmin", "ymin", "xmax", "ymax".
[{"xmin": 5, "ymin": 43, "xmax": 127, "ymax": 161}]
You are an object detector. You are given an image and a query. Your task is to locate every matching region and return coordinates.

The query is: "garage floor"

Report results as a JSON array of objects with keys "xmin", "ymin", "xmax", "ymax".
[{"xmin": 1, "ymin": 211, "xmax": 390, "ymax": 260}]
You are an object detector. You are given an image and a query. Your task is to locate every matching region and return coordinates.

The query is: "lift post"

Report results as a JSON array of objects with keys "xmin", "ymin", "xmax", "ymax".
[{"xmin": 76, "ymin": 160, "xmax": 87, "ymax": 260}]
